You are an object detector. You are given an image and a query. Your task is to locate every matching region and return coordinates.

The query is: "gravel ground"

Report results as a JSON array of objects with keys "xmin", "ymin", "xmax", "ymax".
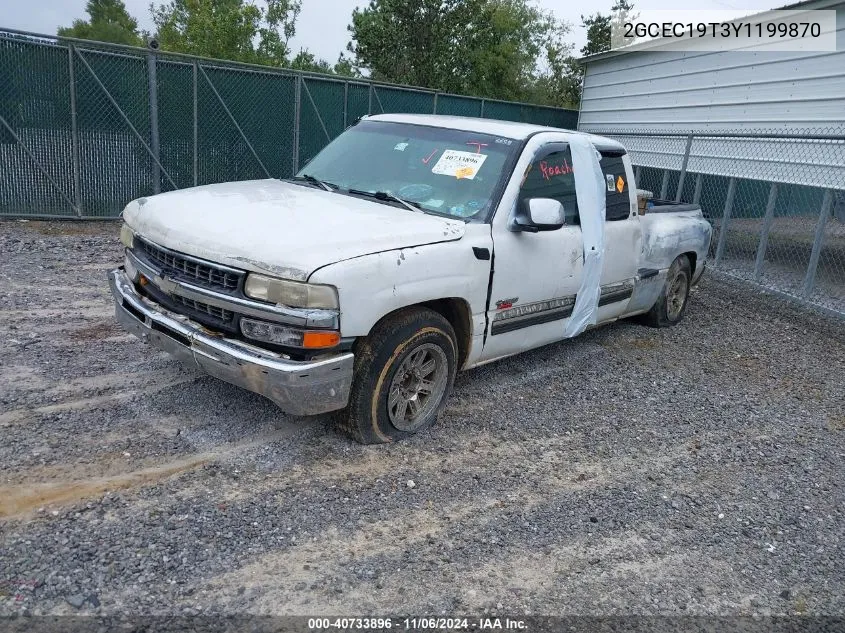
[{"xmin": 1, "ymin": 220, "xmax": 844, "ymax": 618}]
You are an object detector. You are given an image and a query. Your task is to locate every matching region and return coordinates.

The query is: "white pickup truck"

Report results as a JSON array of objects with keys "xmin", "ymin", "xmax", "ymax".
[{"xmin": 110, "ymin": 114, "xmax": 712, "ymax": 443}]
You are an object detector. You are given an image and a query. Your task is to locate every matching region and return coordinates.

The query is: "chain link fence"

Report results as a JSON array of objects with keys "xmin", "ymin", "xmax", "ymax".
[
  {"xmin": 0, "ymin": 28, "xmax": 577, "ymax": 220},
  {"xmin": 584, "ymin": 127, "xmax": 845, "ymax": 317}
]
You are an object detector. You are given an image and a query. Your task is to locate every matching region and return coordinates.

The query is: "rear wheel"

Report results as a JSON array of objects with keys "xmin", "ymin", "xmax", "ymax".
[
  {"xmin": 642, "ymin": 255, "xmax": 691, "ymax": 328},
  {"xmin": 338, "ymin": 308, "xmax": 457, "ymax": 444}
]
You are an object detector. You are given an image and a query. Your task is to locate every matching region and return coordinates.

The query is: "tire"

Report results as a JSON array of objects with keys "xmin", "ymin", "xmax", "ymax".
[
  {"xmin": 641, "ymin": 255, "xmax": 692, "ymax": 328},
  {"xmin": 338, "ymin": 307, "xmax": 458, "ymax": 444}
]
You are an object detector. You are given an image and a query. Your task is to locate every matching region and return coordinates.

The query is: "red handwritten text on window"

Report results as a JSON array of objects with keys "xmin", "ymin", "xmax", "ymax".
[{"xmin": 539, "ymin": 159, "xmax": 573, "ymax": 181}]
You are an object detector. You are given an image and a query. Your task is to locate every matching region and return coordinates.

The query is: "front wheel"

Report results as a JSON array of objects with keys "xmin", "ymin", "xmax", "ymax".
[
  {"xmin": 641, "ymin": 255, "xmax": 692, "ymax": 328},
  {"xmin": 338, "ymin": 308, "xmax": 457, "ymax": 444}
]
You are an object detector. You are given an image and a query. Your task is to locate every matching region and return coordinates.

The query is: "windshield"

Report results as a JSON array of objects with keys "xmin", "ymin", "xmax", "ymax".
[{"xmin": 295, "ymin": 120, "xmax": 519, "ymax": 221}]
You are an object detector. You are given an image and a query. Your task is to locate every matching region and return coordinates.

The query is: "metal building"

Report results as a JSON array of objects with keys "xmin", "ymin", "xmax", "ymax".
[
  {"xmin": 576, "ymin": 0, "xmax": 845, "ymax": 317},
  {"xmin": 578, "ymin": 0, "xmax": 845, "ymax": 133}
]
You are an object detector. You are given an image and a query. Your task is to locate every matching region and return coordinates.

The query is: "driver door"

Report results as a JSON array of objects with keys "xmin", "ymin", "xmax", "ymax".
[{"xmin": 480, "ymin": 141, "xmax": 584, "ymax": 363}]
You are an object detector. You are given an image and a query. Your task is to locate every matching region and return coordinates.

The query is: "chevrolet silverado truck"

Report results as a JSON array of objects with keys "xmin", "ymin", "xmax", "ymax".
[{"xmin": 110, "ymin": 114, "xmax": 712, "ymax": 444}]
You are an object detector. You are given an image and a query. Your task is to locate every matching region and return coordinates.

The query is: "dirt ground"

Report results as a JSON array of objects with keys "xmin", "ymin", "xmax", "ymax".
[{"xmin": 1, "ymin": 220, "xmax": 844, "ymax": 619}]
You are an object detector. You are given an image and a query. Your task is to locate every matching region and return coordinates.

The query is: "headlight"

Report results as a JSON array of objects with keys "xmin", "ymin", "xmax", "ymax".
[
  {"xmin": 124, "ymin": 252, "xmax": 139, "ymax": 283},
  {"xmin": 120, "ymin": 224, "xmax": 135, "ymax": 249},
  {"xmin": 240, "ymin": 318, "xmax": 340, "ymax": 349},
  {"xmin": 244, "ymin": 274, "xmax": 338, "ymax": 309}
]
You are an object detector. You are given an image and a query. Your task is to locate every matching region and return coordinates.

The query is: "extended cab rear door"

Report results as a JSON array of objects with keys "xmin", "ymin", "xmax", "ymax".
[{"xmin": 594, "ymin": 149, "xmax": 642, "ymax": 321}]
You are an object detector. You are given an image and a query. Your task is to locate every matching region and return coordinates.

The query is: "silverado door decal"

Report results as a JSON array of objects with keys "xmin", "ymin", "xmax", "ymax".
[{"xmin": 490, "ymin": 296, "xmax": 577, "ymax": 336}]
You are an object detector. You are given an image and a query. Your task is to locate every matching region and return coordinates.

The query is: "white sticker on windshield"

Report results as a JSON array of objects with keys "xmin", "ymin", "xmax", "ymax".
[
  {"xmin": 431, "ymin": 150, "xmax": 488, "ymax": 180},
  {"xmin": 394, "ymin": 142, "xmax": 409, "ymax": 152}
]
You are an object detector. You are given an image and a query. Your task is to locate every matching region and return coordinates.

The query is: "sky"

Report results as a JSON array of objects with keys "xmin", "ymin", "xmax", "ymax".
[{"xmin": 5, "ymin": 0, "xmax": 778, "ymax": 62}]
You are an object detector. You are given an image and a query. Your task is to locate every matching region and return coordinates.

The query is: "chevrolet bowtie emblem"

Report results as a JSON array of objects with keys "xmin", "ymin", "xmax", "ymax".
[{"xmin": 154, "ymin": 275, "xmax": 178, "ymax": 294}]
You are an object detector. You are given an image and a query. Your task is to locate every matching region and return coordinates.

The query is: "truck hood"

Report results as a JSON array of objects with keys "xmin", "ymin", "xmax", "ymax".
[{"xmin": 122, "ymin": 179, "xmax": 466, "ymax": 281}]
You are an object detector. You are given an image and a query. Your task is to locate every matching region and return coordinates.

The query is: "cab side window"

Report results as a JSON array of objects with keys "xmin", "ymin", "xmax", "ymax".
[
  {"xmin": 518, "ymin": 146, "xmax": 580, "ymax": 226},
  {"xmin": 600, "ymin": 152, "xmax": 631, "ymax": 221}
]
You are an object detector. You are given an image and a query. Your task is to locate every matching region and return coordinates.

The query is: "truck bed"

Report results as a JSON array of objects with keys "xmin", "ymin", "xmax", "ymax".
[{"xmin": 645, "ymin": 199, "xmax": 701, "ymax": 214}]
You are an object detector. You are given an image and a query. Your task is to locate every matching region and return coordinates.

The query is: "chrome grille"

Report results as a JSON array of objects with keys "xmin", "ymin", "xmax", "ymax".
[
  {"xmin": 172, "ymin": 295, "xmax": 235, "ymax": 322},
  {"xmin": 138, "ymin": 239, "xmax": 242, "ymax": 292}
]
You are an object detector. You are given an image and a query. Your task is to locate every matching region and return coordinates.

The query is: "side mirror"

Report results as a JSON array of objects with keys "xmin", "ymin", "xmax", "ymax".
[{"xmin": 511, "ymin": 198, "xmax": 566, "ymax": 232}]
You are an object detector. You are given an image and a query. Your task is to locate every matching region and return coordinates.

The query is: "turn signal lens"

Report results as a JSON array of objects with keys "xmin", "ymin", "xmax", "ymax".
[
  {"xmin": 302, "ymin": 331, "xmax": 341, "ymax": 349},
  {"xmin": 240, "ymin": 318, "xmax": 340, "ymax": 349}
]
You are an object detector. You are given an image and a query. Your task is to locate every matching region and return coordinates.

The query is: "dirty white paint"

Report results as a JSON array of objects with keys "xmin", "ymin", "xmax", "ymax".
[
  {"xmin": 639, "ymin": 210, "xmax": 712, "ymax": 274},
  {"xmin": 479, "ymin": 131, "xmax": 640, "ymax": 364},
  {"xmin": 122, "ymin": 179, "xmax": 466, "ymax": 280},
  {"xmin": 598, "ymin": 155, "xmax": 641, "ymax": 286},
  {"xmin": 123, "ymin": 118, "xmax": 711, "ymax": 373},
  {"xmin": 310, "ymin": 223, "xmax": 492, "ymax": 367}
]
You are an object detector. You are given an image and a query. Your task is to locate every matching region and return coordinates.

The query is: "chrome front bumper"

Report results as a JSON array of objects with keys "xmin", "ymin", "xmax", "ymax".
[{"xmin": 108, "ymin": 267, "xmax": 354, "ymax": 416}]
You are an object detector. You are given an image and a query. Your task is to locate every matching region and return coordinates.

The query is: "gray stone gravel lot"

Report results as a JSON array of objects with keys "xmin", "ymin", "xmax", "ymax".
[{"xmin": 1, "ymin": 220, "xmax": 843, "ymax": 617}]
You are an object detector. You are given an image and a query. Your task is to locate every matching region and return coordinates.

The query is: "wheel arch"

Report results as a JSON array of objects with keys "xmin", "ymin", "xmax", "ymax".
[
  {"xmin": 682, "ymin": 251, "xmax": 697, "ymax": 276},
  {"xmin": 359, "ymin": 298, "xmax": 473, "ymax": 369}
]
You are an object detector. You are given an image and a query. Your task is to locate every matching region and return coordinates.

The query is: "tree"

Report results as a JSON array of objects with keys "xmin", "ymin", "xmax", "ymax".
[
  {"xmin": 257, "ymin": 0, "xmax": 302, "ymax": 65},
  {"xmin": 290, "ymin": 50, "xmax": 358, "ymax": 77},
  {"xmin": 580, "ymin": 0, "xmax": 635, "ymax": 56},
  {"xmin": 58, "ymin": 0, "xmax": 145, "ymax": 46},
  {"xmin": 533, "ymin": 46, "xmax": 583, "ymax": 109},
  {"xmin": 150, "ymin": 0, "xmax": 346, "ymax": 75},
  {"xmin": 455, "ymin": 0, "xmax": 572, "ymax": 102},
  {"xmin": 152, "ymin": 0, "xmax": 272, "ymax": 63},
  {"xmin": 331, "ymin": 57, "xmax": 357, "ymax": 78},
  {"xmin": 347, "ymin": 0, "xmax": 449, "ymax": 88},
  {"xmin": 346, "ymin": 0, "xmax": 571, "ymax": 102},
  {"xmin": 539, "ymin": 0, "xmax": 636, "ymax": 108}
]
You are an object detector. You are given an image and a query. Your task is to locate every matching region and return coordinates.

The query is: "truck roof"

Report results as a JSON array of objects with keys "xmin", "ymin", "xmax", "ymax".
[{"xmin": 368, "ymin": 113, "xmax": 625, "ymax": 152}]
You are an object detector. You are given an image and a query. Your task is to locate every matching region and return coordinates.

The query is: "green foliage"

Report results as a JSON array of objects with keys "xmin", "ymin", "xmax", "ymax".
[
  {"xmin": 149, "ymin": 0, "xmax": 351, "ymax": 75},
  {"xmin": 56, "ymin": 0, "xmax": 587, "ymax": 99},
  {"xmin": 347, "ymin": 0, "xmax": 572, "ymax": 102},
  {"xmin": 60, "ymin": 0, "xmax": 348, "ymax": 76},
  {"xmin": 258, "ymin": 0, "xmax": 302, "ymax": 63},
  {"xmin": 290, "ymin": 50, "xmax": 358, "ymax": 77},
  {"xmin": 582, "ymin": 0, "xmax": 635, "ymax": 56},
  {"xmin": 290, "ymin": 50, "xmax": 333, "ymax": 73},
  {"xmin": 151, "ymin": 0, "xmax": 291, "ymax": 64},
  {"xmin": 331, "ymin": 57, "xmax": 357, "ymax": 78},
  {"xmin": 532, "ymin": 47, "xmax": 583, "ymax": 110},
  {"xmin": 537, "ymin": 0, "xmax": 636, "ymax": 109},
  {"xmin": 347, "ymin": 0, "xmax": 447, "ymax": 88},
  {"xmin": 58, "ymin": 0, "xmax": 145, "ymax": 46}
]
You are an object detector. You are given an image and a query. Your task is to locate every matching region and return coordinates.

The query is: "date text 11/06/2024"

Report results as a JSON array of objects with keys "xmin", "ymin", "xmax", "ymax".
[{"xmin": 307, "ymin": 617, "xmax": 528, "ymax": 630}]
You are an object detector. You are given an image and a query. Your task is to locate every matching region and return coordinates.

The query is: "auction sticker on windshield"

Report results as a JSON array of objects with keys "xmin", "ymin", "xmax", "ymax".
[{"xmin": 432, "ymin": 149, "xmax": 488, "ymax": 180}]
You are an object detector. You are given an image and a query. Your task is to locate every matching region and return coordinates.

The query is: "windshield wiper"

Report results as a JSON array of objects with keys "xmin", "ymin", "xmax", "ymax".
[
  {"xmin": 348, "ymin": 189, "xmax": 422, "ymax": 213},
  {"xmin": 290, "ymin": 174, "xmax": 337, "ymax": 192}
]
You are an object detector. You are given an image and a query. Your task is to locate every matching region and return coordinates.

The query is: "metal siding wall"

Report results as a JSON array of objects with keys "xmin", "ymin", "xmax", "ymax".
[
  {"xmin": 579, "ymin": 6, "xmax": 845, "ymax": 132},
  {"xmin": 578, "ymin": 2, "xmax": 845, "ymax": 318},
  {"xmin": 613, "ymin": 133, "xmax": 845, "ymax": 189}
]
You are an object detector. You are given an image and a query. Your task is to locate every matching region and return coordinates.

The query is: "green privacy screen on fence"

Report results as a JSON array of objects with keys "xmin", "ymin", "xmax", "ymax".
[{"xmin": 0, "ymin": 30, "xmax": 579, "ymax": 219}]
